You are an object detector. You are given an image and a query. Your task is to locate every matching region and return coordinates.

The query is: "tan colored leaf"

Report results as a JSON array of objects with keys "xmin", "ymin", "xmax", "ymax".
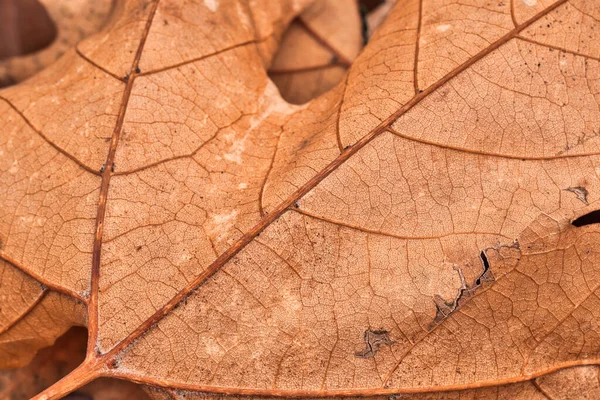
[
  {"xmin": 0, "ymin": 0, "xmax": 599, "ymax": 399},
  {"xmin": 268, "ymin": 0, "xmax": 363, "ymax": 104}
]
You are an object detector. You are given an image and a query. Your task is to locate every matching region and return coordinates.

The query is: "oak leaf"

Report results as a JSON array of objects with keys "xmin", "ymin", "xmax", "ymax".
[
  {"xmin": 268, "ymin": 0, "xmax": 363, "ymax": 104},
  {"xmin": 1, "ymin": 0, "xmax": 600, "ymax": 399}
]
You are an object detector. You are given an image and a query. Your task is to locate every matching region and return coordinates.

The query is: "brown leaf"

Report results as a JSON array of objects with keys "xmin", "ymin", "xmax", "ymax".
[
  {"xmin": 269, "ymin": 0, "xmax": 363, "ymax": 104},
  {"xmin": 0, "ymin": 0, "xmax": 599, "ymax": 399}
]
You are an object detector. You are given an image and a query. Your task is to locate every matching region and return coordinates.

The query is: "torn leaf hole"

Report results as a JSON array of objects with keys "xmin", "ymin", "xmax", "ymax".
[
  {"xmin": 268, "ymin": 1, "xmax": 365, "ymax": 104},
  {"xmin": 430, "ymin": 250, "xmax": 497, "ymax": 328},
  {"xmin": 477, "ymin": 250, "xmax": 490, "ymax": 286},
  {"xmin": 572, "ymin": 210, "xmax": 600, "ymax": 227}
]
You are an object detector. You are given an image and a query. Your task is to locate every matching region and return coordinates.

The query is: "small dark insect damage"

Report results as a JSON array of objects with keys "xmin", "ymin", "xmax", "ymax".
[
  {"xmin": 565, "ymin": 186, "xmax": 589, "ymax": 204},
  {"xmin": 429, "ymin": 246, "xmax": 504, "ymax": 329},
  {"xmin": 355, "ymin": 328, "xmax": 395, "ymax": 358}
]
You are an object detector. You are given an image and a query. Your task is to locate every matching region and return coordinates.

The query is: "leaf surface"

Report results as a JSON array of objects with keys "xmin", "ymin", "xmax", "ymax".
[{"xmin": 1, "ymin": 0, "xmax": 599, "ymax": 398}]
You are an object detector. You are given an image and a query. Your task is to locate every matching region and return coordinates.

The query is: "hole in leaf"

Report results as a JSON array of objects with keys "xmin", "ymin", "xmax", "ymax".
[
  {"xmin": 572, "ymin": 210, "xmax": 600, "ymax": 227},
  {"xmin": 476, "ymin": 250, "xmax": 490, "ymax": 286},
  {"xmin": 268, "ymin": 1, "xmax": 365, "ymax": 104},
  {"xmin": 269, "ymin": 0, "xmax": 396, "ymax": 104},
  {"xmin": 0, "ymin": 0, "xmax": 57, "ymax": 61}
]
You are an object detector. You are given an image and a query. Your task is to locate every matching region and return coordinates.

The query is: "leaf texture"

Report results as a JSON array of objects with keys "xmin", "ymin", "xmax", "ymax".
[{"xmin": 0, "ymin": 0, "xmax": 600, "ymax": 398}]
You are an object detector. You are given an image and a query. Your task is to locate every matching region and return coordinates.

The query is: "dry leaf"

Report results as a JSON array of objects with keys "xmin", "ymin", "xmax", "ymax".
[
  {"xmin": 1, "ymin": 0, "xmax": 600, "ymax": 399},
  {"xmin": 268, "ymin": 0, "xmax": 363, "ymax": 104}
]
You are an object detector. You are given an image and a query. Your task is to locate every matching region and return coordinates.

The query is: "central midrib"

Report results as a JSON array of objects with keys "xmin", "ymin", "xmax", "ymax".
[{"xmin": 88, "ymin": 0, "xmax": 161, "ymax": 356}]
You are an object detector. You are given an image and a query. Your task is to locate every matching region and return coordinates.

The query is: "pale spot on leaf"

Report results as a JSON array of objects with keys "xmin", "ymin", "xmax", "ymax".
[{"xmin": 204, "ymin": 0, "xmax": 219, "ymax": 12}]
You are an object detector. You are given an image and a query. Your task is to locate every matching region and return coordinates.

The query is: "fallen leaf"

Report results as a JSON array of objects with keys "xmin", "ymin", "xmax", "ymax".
[
  {"xmin": 1, "ymin": 0, "xmax": 599, "ymax": 399},
  {"xmin": 268, "ymin": 0, "xmax": 363, "ymax": 104}
]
